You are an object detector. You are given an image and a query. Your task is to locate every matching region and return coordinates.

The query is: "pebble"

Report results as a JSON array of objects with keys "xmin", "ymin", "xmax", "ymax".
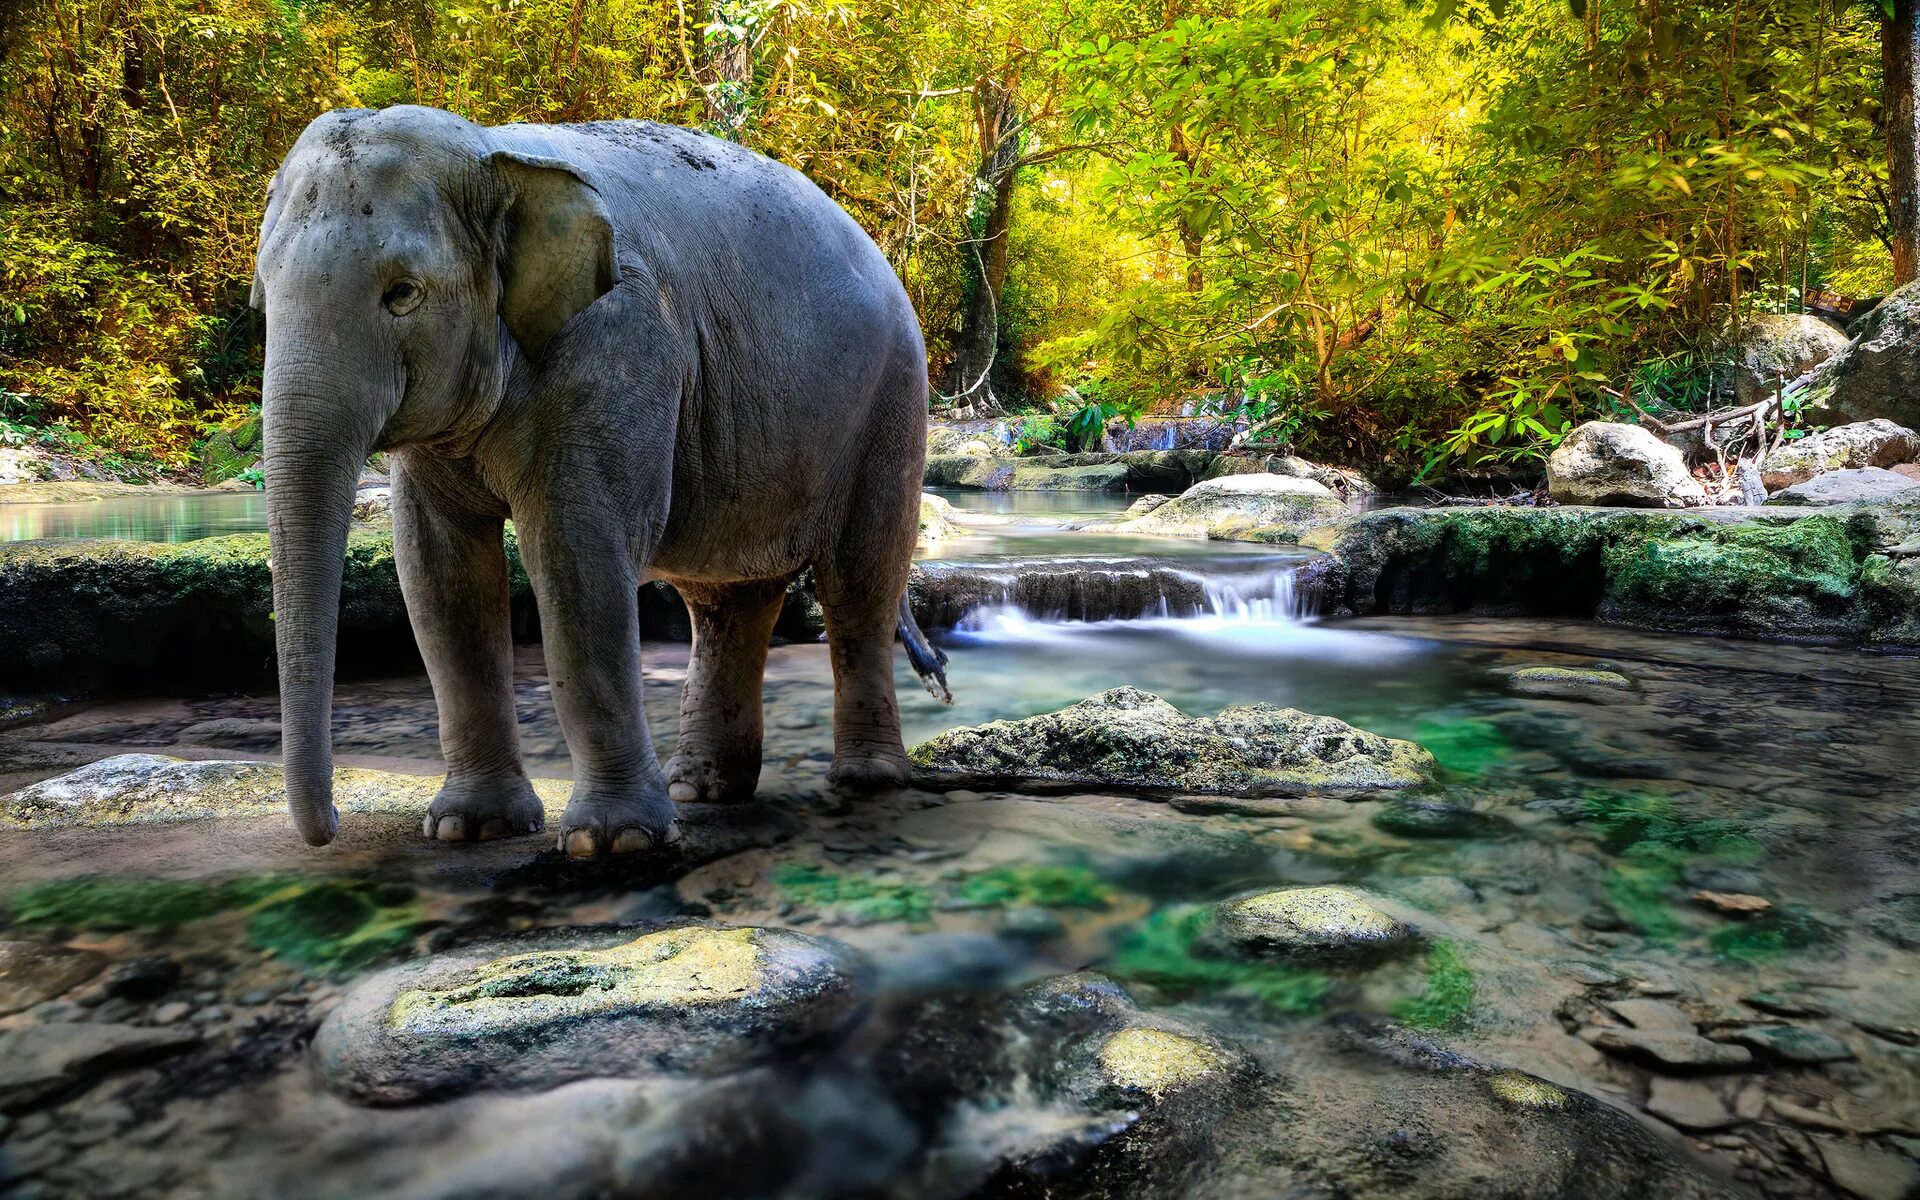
[
  {"xmin": 150, "ymin": 1002, "xmax": 191, "ymax": 1026},
  {"xmin": 190, "ymin": 1006, "xmax": 227, "ymax": 1025},
  {"xmin": 238, "ymin": 990, "xmax": 270, "ymax": 1007}
]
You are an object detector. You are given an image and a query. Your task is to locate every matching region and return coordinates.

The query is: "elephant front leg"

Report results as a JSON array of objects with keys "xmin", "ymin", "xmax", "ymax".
[
  {"xmin": 517, "ymin": 521, "xmax": 677, "ymax": 858},
  {"xmin": 667, "ymin": 578, "xmax": 789, "ymax": 803},
  {"xmin": 392, "ymin": 466, "xmax": 543, "ymax": 842}
]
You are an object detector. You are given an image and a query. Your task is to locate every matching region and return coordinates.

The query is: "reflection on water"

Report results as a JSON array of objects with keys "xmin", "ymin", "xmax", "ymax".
[
  {"xmin": 926, "ymin": 487, "xmax": 1137, "ymax": 520},
  {"xmin": 0, "ymin": 491, "xmax": 267, "ymax": 543}
]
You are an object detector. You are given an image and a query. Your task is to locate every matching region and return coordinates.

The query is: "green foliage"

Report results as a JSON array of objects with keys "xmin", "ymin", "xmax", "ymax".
[
  {"xmin": 1392, "ymin": 940, "xmax": 1476, "ymax": 1029},
  {"xmin": 1107, "ymin": 905, "xmax": 1330, "ymax": 1015}
]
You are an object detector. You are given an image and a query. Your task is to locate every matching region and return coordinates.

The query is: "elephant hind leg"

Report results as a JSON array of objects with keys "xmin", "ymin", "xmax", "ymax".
[
  {"xmin": 813, "ymin": 526, "xmax": 916, "ymax": 794},
  {"xmin": 666, "ymin": 577, "xmax": 789, "ymax": 803}
]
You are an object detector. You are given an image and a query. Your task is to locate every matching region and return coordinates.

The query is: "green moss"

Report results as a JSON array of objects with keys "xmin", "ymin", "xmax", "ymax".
[
  {"xmin": 953, "ymin": 864, "xmax": 1114, "ymax": 910},
  {"xmin": 1708, "ymin": 905, "xmax": 1838, "ymax": 964},
  {"xmin": 774, "ymin": 865, "xmax": 934, "ymax": 924},
  {"xmin": 1583, "ymin": 792, "xmax": 1753, "ymax": 938},
  {"xmin": 1106, "ymin": 905, "xmax": 1330, "ymax": 1015},
  {"xmin": 1392, "ymin": 940, "xmax": 1476, "ymax": 1029},
  {"xmin": 2, "ymin": 877, "xmax": 243, "ymax": 930},
  {"xmin": 245, "ymin": 879, "xmax": 425, "ymax": 972},
  {"xmin": 1602, "ymin": 515, "xmax": 1870, "ymax": 637}
]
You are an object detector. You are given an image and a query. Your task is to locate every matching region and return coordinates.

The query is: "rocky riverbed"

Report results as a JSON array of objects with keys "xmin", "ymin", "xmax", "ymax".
[{"xmin": 1, "ymin": 613, "xmax": 1917, "ymax": 1200}]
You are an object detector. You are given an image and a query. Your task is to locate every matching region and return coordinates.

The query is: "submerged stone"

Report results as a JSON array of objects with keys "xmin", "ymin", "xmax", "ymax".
[
  {"xmin": 1372, "ymin": 799, "xmax": 1504, "ymax": 838},
  {"xmin": 1505, "ymin": 665, "xmax": 1636, "ymax": 702},
  {"xmin": 909, "ymin": 687, "xmax": 1435, "ymax": 799},
  {"xmin": 0, "ymin": 754, "xmax": 573, "ymax": 829},
  {"xmin": 1719, "ymin": 1024, "xmax": 1853, "ymax": 1064},
  {"xmin": 1212, "ymin": 886, "xmax": 1417, "ymax": 962},
  {"xmin": 314, "ymin": 924, "xmax": 869, "ymax": 1104}
]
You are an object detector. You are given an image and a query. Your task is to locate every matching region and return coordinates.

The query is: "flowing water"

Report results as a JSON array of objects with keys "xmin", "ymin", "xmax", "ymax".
[{"xmin": 2, "ymin": 489, "xmax": 1917, "ymax": 1199}]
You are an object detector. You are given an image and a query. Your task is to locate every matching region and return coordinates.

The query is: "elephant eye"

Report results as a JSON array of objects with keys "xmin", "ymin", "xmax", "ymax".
[{"xmin": 382, "ymin": 278, "xmax": 425, "ymax": 316}]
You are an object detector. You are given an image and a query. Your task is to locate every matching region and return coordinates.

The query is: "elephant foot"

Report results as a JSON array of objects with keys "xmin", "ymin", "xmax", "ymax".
[
  {"xmin": 557, "ymin": 789, "xmax": 681, "ymax": 859},
  {"xmin": 664, "ymin": 752, "xmax": 760, "ymax": 804},
  {"xmin": 423, "ymin": 774, "xmax": 545, "ymax": 843},
  {"xmin": 827, "ymin": 749, "xmax": 910, "ymax": 793}
]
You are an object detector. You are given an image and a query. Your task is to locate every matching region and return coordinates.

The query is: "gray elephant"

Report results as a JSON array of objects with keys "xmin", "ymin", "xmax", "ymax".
[{"xmin": 251, "ymin": 105, "xmax": 947, "ymax": 857}]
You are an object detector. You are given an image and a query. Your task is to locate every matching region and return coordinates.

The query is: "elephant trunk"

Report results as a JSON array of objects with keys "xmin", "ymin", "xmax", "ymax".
[{"xmin": 263, "ymin": 369, "xmax": 381, "ymax": 847}]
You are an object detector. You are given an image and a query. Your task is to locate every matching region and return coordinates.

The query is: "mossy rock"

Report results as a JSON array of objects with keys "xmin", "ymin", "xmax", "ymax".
[
  {"xmin": 314, "ymin": 924, "xmax": 870, "ymax": 1103},
  {"xmin": 1504, "ymin": 665, "xmax": 1635, "ymax": 702},
  {"xmin": 909, "ymin": 686, "xmax": 1436, "ymax": 799},
  {"xmin": 1118, "ymin": 475, "xmax": 1347, "ymax": 539},
  {"xmin": 1211, "ymin": 886, "xmax": 1418, "ymax": 963},
  {"xmin": 196, "ymin": 411, "xmax": 263, "ymax": 484}
]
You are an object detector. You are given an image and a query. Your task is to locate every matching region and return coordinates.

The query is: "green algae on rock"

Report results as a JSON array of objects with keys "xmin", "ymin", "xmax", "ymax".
[
  {"xmin": 1097, "ymin": 1028, "xmax": 1226, "ymax": 1098},
  {"xmin": 315, "ymin": 924, "xmax": 870, "ymax": 1104},
  {"xmin": 1213, "ymin": 886, "xmax": 1418, "ymax": 962},
  {"xmin": 909, "ymin": 687, "xmax": 1435, "ymax": 799},
  {"xmin": 0, "ymin": 753, "xmax": 574, "ymax": 830},
  {"xmin": 1505, "ymin": 665, "xmax": 1635, "ymax": 701},
  {"xmin": 1485, "ymin": 1069, "xmax": 1571, "ymax": 1111}
]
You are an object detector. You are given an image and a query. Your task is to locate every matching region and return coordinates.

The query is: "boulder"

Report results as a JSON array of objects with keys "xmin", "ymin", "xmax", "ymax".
[
  {"xmin": 314, "ymin": 924, "xmax": 870, "ymax": 1104},
  {"xmin": 1211, "ymin": 886, "xmax": 1417, "ymax": 961},
  {"xmin": 1547, "ymin": 422, "xmax": 1708, "ymax": 508},
  {"xmin": 1797, "ymin": 279, "xmax": 1920, "ymax": 429},
  {"xmin": 0, "ymin": 446, "xmax": 54, "ymax": 486},
  {"xmin": 196, "ymin": 411, "xmax": 263, "ymax": 483},
  {"xmin": 918, "ymin": 492, "xmax": 962, "ymax": 544},
  {"xmin": 1118, "ymin": 474, "xmax": 1347, "ymax": 539},
  {"xmin": 1769, "ymin": 466, "xmax": 1920, "ymax": 506},
  {"xmin": 1724, "ymin": 313, "xmax": 1848, "ymax": 405},
  {"xmin": 909, "ymin": 686, "xmax": 1436, "ymax": 798},
  {"xmin": 1760, "ymin": 419, "xmax": 1920, "ymax": 489}
]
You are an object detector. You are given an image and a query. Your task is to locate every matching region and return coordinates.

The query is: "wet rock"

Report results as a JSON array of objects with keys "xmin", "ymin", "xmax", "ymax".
[
  {"xmin": 922, "ymin": 456, "xmax": 1130, "ymax": 492},
  {"xmin": 1212, "ymin": 886, "xmax": 1417, "ymax": 962},
  {"xmin": 1117, "ymin": 473, "xmax": 1346, "ymax": 538},
  {"xmin": 1771, "ymin": 467, "xmax": 1920, "ymax": 506},
  {"xmin": 917, "ymin": 492, "xmax": 962, "ymax": 544},
  {"xmin": 314, "ymin": 924, "xmax": 869, "ymax": 1104},
  {"xmin": 1096, "ymin": 1027, "xmax": 1228, "ymax": 1099},
  {"xmin": 1505, "ymin": 665, "xmax": 1635, "ymax": 702},
  {"xmin": 1720, "ymin": 1024, "xmax": 1853, "ymax": 1064},
  {"xmin": 1371, "ymin": 799, "xmax": 1504, "ymax": 838},
  {"xmin": 1583, "ymin": 999, "xmax": 1754, "ymax": 1071},
  {"xmin": 101, "ymin": 956, "xmax": 181, "ymax": 1001},
  {"xmin": 1743, "ymin": 991, "xmax": 1829, "ymax": 1018},
  {"xmin": 1761, "ymin": 419, "xmax": 1920, "ymax": 490},
  {"xmin": 1645, "ymin": 1076, "xmax": 1739, "ymax": 1131},
  {"xmin": 0, "ymin": 753, "xmax": 571, "ymax": 829},
  {"xmin": 909, "ymin": 687, "xmax": 1436, "ymax": 798},
  {"xmin": 1121, "ymin": 493, "xmax": 1173, "ymax": 518},
  {"xmin": 1815, "ymin": 1137, "xmax": 1920, "ymax": 1200},
  {"xmin": 172, "ymin": 717, "xmax": 283, "ymax": 750},
  {"xmin": 1547, "ymin": 422, "xmax": 1709, "ymax": 508},
  {"xmin": 0, "ymin": 1023, "xmax": 200, "ymax": 1111},
  {"xmin": 0, "ymin": 943, "xmax": 107, "ymax": 1016}
]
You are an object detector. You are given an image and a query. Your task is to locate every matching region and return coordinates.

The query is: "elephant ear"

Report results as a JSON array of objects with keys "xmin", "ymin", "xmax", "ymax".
[
  {"xmin": 249, "ymin": 170, "xmax": 284, "ymax": 312},
  {"xmin": 489, "ymin": 150, "xmax": 620, "ymax": 356}
]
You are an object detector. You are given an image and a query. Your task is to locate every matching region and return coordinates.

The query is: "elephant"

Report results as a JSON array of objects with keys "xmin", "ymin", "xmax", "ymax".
[{"xmin": 251, "ymin": 104, "xmax": 948, "ymax": 857}]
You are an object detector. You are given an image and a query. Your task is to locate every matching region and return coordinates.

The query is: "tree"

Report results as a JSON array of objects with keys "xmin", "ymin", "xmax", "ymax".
[{"xmin": 1884, "ymin": 0, "xmax": 1920, "ymax": 285}]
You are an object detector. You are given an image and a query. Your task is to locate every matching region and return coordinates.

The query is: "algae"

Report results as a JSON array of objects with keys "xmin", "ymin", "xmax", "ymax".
[
  {"xmin": 1107, "ymin": 906, "xmax": 1330, "ymax": 1014},
  {"xmin": 952, "ymin": 864, "xmax": 1114, "ymax": 911},
  {"xmin": 1391, "ymin": 940, "xmax": 1476, "ymax": 1030},
  {"xmin": 774, "ymin": 866, "xmax": 935, "ymax": 924}
]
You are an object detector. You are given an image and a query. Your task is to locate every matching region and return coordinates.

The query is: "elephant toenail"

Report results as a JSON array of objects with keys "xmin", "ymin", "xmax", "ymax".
[
  {"xmin": 661, "ymin": 822, "xmax": 683, "ymax": 846},
  {"xmin": 479, "ymin": 818, "xmax": 509, "ymax": 839},
  {"xmin": 565, "ymin": 829, "xmax": 600, "ymax": 858},
  {"xmin": 611, "ymin": 827, "xmax": 654, "ymax": 854},
  {"xmin": 437, "ymin": 815, "xmax": 466, "ymax": 842},
  {"xmin": 668, "ymin": 781, "xmax": 698, "ymax": 803}
]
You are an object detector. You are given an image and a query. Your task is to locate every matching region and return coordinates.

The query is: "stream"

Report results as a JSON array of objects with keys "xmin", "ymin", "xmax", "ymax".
[{"xmin": 1, "ymin": 487, "xmax": 1916, "ymax": 1199}]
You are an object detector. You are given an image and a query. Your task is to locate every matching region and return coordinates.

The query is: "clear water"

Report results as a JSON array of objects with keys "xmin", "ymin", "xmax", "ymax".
[
  {"xmin": 3, "ymin": 489, "xmax": 1917, "ymax": 1198},
  {"xmin": 0, "ymin": 491, "xmax": 267, "ymax": 543}
]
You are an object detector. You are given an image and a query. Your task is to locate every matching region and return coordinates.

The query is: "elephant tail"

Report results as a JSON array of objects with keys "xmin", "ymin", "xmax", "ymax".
[{"xmin": 898, "ymin": 592, "xmax": 952, "ymax": 704}]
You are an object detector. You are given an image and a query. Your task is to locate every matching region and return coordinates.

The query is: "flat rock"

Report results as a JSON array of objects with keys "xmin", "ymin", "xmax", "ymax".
[
  {"xmin": 1761, "ymin": 419, "xmax": 1920, "ymax": 489},
  {"xmin": 909, "ymin": 687, "xmax": 1435, "ymax": 798},
  {"xmin": 1505, "ymin": 665, "xmax": 1635, "ymax": 702},
  {"xmin": 1116, "ymin": 474, "xmax": 1347, "ymax": 538},
  {"xmin": 0, "ymin": 753, "xmax": 573, "ymax": 829},
  {"xmin": 1816, "ymin": 1136, "xmax": 1920, "ymax": 1200},
  {"xmin": 1720, "ymin": 1024, "xmax": 1853, "ymax": 1064},
  {"xmin": 0, "ymin": 942, "xmax": 108, "ymax": 1015},
  {"xmin": 0, "ymin": 1022, "xmax": 200, "ymax": 1111},
  {"xmin": 1212, "ymin": 886, "xmax": 1417, "ymax": 961},
  {"xmin": 1770, "ymin": 467, "xmax": 1920, "ymax": 506},
  {"xmin": 1645, "ymin": 1076, "xmax": 1739, "ymax": 1132},
  {"xmin": 1583, "ymin": 1000, "xmax": 1754, "ymax": 1071},
  {"xmin": 314, "ymin": 923, "xmax": 869, "ymax": 1104}
]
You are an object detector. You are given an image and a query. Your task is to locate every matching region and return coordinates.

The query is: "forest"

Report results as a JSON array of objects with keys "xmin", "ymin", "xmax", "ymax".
[{"xmin": 0, "ymin": 0, "xmax": 1903, "ymax": 478}]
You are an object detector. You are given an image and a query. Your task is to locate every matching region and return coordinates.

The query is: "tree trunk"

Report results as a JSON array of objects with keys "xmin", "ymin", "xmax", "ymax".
[
  {"xmin": 938, "ymin": 76, "xmax": 1021, "ymax": 416},
  {"xmin": 1886, "ymin": 0, "xmax": 1920, "ymax": 287},
  {"xmin": 700, "ymin": 1, "xmax": 754, "ymax": 136}
]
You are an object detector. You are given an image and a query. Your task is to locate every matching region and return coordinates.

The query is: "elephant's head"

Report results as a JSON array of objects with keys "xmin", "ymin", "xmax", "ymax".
[{"xmin": 250, "ymin": 106, "xmax": 619, "ymax": 845}]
